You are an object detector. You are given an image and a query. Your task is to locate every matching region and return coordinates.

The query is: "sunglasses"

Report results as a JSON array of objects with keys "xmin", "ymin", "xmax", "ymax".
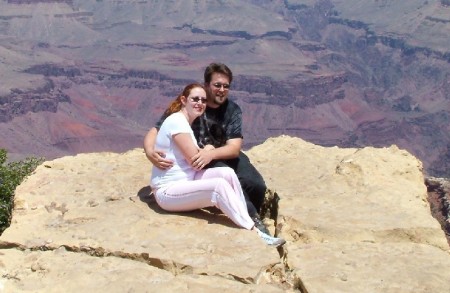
[
  {"xmin": 189, "ymin": 96, "xmax": 207, "ymax": 104},
  {"xmin": 212, "ymin": 82, "xmax": 230, "ymax": 90}
]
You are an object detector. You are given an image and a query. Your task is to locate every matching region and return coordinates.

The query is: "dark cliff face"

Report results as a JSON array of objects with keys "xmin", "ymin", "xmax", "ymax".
[
  {"xmin": 0, "ymin": 79, "xmax": 69, "ymax": 123},
  {"xmin": 7, "ymin": 0, "xmax": 73, "ymax": 4},
  {"xmin": 0, "ymin": 0, "xmax": 449, "ymax": 177},
  {"xmin": 426, "ymin": 177, "xmax": 450, "ymax": 246},
  {"xmin": 441, "ymin": 0, "xmax": 450, "ymax": 7}
]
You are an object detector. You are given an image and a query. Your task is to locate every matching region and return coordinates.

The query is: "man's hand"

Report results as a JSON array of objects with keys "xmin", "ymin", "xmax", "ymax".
[
  {"xmin": 146, "ymin": 149, "xmax": 174, "ymax": 170},
  {"xmin": 191, "ymin": 148, "xmax": 215, "ymax": 170},
  {"xmin": 144, "ymin": 127, "xmax": 173, "ymax": 170}
]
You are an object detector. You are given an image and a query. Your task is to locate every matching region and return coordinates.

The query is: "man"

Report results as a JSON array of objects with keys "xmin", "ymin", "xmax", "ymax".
[{"xmin": 144, "ymin": 63, "xmax": 270, "ymax": 235}]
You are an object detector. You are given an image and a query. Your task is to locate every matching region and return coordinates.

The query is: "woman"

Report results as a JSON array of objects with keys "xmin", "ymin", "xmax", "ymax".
[{"xmin": 150, "ymin": 83, "xmax": 285, "ymax": 247}]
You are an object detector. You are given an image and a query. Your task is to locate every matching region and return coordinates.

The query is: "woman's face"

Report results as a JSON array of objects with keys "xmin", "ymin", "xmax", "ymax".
[{"xmin": 183, "ymin": 87, "xmax": 207, "ymax": 119}]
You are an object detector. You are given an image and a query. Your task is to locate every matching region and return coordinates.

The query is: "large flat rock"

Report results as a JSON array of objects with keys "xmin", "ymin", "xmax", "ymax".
[
  {"xmin": 289, "ymin": 242, "xmax": 450, "ymax": 293},
  {"xmin": 1, "ymin": 135, "xmax": 450, "ymax": 292},
  {"xmin": 1, "ymin": 149, "xmax": 285, "ymax": 292},
  {"xmin": 246, "ymin": 136, "xmax": 450, "ymax": 292},
  {"xmin": 0, "ymin": 248, "xmax": 281, "ymax": 293}
]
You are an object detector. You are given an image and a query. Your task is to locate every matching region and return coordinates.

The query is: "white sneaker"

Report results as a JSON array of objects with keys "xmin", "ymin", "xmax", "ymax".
[{"xmin": 256, "ymin": 229, "xmax": 286, "ymax": 247}]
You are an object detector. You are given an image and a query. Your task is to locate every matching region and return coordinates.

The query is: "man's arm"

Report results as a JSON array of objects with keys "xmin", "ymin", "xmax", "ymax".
[
  {"xmin": 143, "ymin": 127, "xmax": 174, "ymax": 169},
  {"xmin": 210, "ymin": 137, "xmax": 241, "ymax": 159}
]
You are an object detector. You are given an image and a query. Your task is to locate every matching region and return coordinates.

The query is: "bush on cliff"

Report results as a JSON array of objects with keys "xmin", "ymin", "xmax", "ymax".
[{"xmin": 0, "ymin": 149, "xmax": 43, "ymax": 235}]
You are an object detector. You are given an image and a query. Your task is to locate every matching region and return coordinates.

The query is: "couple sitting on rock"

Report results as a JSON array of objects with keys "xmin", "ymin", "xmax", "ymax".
[{"xmin": 144, "ymin": 63, "xmax": 285, "ymax": 247}]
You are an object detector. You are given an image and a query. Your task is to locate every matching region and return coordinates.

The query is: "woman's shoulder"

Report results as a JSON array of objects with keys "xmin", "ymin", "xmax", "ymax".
[
  {"xmin": 165, "ymin": 112, "xmax": 184, "ymax": 122},
  {"xmin": 160, "ymin": 112, "xmax": 182, "ymax": 128},
  {"xmin": 163, "ymin": 112, "xmax": 191, "ymax": 131}
]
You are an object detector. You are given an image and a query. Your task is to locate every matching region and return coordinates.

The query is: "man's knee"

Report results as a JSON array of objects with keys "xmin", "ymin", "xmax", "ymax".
[
  {"xmin": 241, "ymin": 173, "xmax": 266, "ymax": 192},
  {"xmin": 253, "ymin": 180, "xmax": 267, "ymax": 195},
  {"xmin": 206, "ymin": 160, "xmax": 229, "ymax": 169}
]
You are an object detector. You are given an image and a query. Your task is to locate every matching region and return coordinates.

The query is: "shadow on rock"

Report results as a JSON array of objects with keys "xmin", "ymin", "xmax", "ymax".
[{"xmin": 136, "ymin": 185, "xmax": 239, "ymax": 229}]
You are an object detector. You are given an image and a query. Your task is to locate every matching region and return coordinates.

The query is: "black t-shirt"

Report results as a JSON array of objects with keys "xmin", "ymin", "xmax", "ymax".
[{"xmin": 155, "ymin": 99, "xmax": 243, "ymax": 148}]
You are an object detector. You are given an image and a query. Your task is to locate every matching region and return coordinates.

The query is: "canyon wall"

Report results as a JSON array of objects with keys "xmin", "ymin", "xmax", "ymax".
[{"xmin": 0, "ymin": 0, "xmax": 449, "ymax": 177}]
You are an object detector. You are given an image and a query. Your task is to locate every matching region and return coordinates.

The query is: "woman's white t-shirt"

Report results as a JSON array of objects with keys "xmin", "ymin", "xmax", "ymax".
[{"xmin": 150, "ymin": 112, "xmax": 198, "ymax": 190}]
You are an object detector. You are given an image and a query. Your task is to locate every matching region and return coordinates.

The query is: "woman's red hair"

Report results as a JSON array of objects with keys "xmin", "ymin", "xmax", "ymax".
[{"xmin": 163, "ymin": 83, "xmax": 205, "ymax": 116}]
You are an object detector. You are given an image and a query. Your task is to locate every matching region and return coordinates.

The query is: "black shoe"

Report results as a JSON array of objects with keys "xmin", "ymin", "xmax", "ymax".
[{"xmin": 252, "ymin": 216, "xmax": 271, "ymax": 236}]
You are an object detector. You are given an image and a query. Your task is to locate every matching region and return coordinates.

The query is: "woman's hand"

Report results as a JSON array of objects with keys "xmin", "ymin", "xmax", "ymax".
[
  {"xmin": 191, "ymin": 148, "xmax": 215, "ymax": 170},
  {"xmin": 203, "ymin": 144, "xmax": 215, "ymax": 151}
]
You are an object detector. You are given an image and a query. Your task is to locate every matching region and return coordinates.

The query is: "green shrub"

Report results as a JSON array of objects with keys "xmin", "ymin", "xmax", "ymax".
[{"xmin": 0, "ymin": 149, "xmax": 43, "ymax": 234}]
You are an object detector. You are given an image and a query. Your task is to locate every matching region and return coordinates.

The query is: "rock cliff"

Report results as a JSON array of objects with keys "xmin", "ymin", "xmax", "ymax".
[{"xmin": 1, "ymin": 136, "xmax": 449, "ymax": 292}]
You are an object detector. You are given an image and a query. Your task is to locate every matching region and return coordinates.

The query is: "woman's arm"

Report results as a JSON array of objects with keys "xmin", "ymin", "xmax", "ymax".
[
  {"xmin": 173, "ymin": 134, "xmax": 216, "ymax": 169},
  {"xmin": 173, "ymin": 133, "xmax": 200, "ymax": 166}
]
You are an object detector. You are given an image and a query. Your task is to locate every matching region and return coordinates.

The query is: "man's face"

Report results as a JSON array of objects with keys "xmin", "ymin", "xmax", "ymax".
[{"xmin": 207, "ymin": 72, "xmax": 230, "ymax": 108}]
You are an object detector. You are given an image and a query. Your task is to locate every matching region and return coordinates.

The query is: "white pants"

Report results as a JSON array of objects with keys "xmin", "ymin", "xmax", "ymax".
[{"xmin": 154, "ymin": 167, "xmax": 254, "ymax": 230}]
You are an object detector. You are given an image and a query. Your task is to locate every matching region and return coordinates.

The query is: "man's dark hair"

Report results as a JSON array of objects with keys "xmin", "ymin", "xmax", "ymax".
[{"xmin": 204, "ymin": 63, "xmax": 233, "ymax": 84}]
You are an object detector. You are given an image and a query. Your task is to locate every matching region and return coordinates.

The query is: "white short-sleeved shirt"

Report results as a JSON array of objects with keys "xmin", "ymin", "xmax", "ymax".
[{"xmin": 150, "ymin": 112, "xmax": 198, "ymax": 190}]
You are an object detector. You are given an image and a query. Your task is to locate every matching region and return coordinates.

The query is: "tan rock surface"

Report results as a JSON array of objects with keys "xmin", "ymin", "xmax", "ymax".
[
  {"xmin": 247, "ymin": 136, "xmax": 450, "ymax": 292},
  {"xmin": 0, "ymin": 150, "xmax": 284, "ymax": 292},
  {"xmin": 0, "ymin": 248, "xmax": 280, "ymax": 293},
  {"xmin": 1, "ymin": 135, "xmax": 450, "ymax": 292}
]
